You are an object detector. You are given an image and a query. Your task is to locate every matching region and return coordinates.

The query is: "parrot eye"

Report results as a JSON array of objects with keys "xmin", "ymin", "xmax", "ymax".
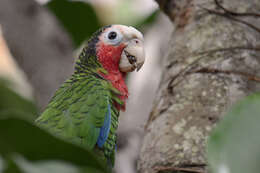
[
  {"xmin": 108, "ymin": 31, "xmax": 117, "ymax": 40},
  {"xmin": 104, "ymin": 28, "xmax": 123, "ymax": 45}
]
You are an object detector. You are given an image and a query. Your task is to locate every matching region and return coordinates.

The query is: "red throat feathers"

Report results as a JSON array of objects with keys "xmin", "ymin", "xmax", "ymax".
[{"xmin": 96, "ymin": 42, "xmax": 128, "ymax": 110}]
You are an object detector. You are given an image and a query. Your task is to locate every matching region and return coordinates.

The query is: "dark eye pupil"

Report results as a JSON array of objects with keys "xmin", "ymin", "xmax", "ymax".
[{"xmin": 108, "ymin": 31, "xmax": 117, "ymax": 40}]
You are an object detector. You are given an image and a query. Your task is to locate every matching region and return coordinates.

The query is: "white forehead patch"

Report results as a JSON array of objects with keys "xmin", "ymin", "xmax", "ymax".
[
  {"xmin": 113, "ymin": 25, "xmax": 144, "ymax": 41},
  {"xmin": 99, "ymin": 25, "xmax": 144, "ymax": 46}
]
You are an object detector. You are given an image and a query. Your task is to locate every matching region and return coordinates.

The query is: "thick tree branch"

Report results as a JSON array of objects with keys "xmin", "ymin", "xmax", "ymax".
[{"xmin": 138, "ymin": 0, "xmax": 260, "ymax": 173}]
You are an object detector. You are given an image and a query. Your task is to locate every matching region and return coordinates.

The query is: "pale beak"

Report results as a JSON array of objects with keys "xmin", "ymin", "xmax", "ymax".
[{"xmin": 119, "ymin": 38, "xmax": 145, "ymax": 72}]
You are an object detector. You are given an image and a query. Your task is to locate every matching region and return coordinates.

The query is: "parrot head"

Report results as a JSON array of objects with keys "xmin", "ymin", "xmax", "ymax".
[
  {"xmin": 76, "ymin": 25, "xmax": 145, "ymax": 110},
  {"xmin": 96, "ymin": 25, "xmax": 145, "ymax": 73}
]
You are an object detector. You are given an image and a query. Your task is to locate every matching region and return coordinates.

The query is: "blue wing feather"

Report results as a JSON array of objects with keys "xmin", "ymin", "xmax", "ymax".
[{"xmin": 97, "ymin": 104, "xmax": 111, "ymax": 147}]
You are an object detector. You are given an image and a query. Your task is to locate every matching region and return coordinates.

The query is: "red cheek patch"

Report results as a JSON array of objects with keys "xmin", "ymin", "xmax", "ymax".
[
  {"xmin": 97, "ymin": 42, "xmax": 125, "ymax": 72},
  {"xmin": 96, "ymin": 42, "xmax": 128, "ymax": 111}
]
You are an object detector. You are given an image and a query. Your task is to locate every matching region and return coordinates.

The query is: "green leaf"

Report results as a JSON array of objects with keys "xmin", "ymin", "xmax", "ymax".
[
  {"xmin": 13, "ymin": 157, "xmax": 79, "ymax": 173},
  {"xmin": 3, "ymin": 158, "xmax": 23, "ymax": 173},
  {"xmin": 0, "ymin": 156, "xmax": 4, "ymax": 172},
  {"xmin": 207, "ymin": 93, "xmax": 260, "ymax": 173},
  {"xmin": 6, "ymin": 155, "xmax": 104, "ymax": 173},
  {"xmin": 47, "ymin": 0, "xmax": 101, "ymax": 47},
  {"xmin": 2, "ymin": 155, "xmax": 104, "ymax": 173},
  {"xmin": 0, "ymin": 80, "xmax": 108, "ymax": 172},
  {"xmin": 0, "ymin": 117, "xmax": 109, "ymax": 173},
  {"xmin": 0, "ymin": 79, "xmax": 38, "ymax": 121}
]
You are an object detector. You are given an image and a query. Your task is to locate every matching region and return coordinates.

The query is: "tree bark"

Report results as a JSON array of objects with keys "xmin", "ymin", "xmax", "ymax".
[
  {"xmin": 0, "ymin": 0, "xmax": 74, "ymax": 109},
  {"xmin": 138, "ymin": 0, "xmax": 260, "ymax": 172}
]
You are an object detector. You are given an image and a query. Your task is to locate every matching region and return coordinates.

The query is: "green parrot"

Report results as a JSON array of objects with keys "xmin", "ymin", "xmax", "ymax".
[{"xmin": 35, "ymin": 25, "xmax": 145, "ymax": 166}]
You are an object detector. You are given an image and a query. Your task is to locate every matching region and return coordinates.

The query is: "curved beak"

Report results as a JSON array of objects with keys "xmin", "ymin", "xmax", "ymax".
[{"xmin": 119, "ymin": 26, "xmax": 145, "ymax": 72}]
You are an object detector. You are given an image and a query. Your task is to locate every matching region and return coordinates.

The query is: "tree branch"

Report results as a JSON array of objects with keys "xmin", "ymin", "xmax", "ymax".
[
  {"xmin": 200, "ymin": 6, "xmax": 260, "ymax": 33},
  {"xmin": 153, "ymin": 165, "xmax": 206, "ymax": 173},
  {"xmin": 167, "ymin": 46, "xmax": 260, "ymax": 93},
  {"xmin": 214, "ymin": 0, "xmax": 260, "ymax": 18},
  {"xmin": 192, "ymin": 68, "xmax": 260, "ymax": 82}
]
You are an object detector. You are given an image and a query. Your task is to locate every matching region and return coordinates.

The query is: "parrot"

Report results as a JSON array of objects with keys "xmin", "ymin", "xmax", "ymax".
[{"xmin": 35, "ymin": 25, "xmax": 145, "ymax": 167}]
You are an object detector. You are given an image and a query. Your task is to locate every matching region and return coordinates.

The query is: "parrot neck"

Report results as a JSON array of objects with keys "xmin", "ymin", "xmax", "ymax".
[{"xmin": 97, "ymin": 42, "xmax": 128, "ymax": 111}]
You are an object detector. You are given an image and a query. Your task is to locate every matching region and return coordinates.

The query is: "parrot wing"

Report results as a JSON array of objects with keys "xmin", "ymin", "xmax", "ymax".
[{"xmin": 36, "ymin": 74, "xmax": 113, "ymax": 149}]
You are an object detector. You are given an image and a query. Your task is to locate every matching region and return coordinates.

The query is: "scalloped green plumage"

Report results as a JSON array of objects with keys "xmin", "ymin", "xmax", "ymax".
[{"xmin": 36, "ymin": 72, "xmax": 120, "ymax": 164}]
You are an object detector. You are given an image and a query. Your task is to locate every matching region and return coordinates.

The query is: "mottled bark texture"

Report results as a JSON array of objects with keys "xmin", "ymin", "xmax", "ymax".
[
  {"xmin": 138, "ymin": 0, "xmax": 260, "ymax": 172},
  {"xmin": 0, "ymin": 0, "xmax": 74, "ymax": 109}
]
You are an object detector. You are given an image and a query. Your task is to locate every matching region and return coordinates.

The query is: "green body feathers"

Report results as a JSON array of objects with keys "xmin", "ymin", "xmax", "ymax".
[{"xmin": 36, "ymin": 72, "xmax": 120, "ymax": 165}]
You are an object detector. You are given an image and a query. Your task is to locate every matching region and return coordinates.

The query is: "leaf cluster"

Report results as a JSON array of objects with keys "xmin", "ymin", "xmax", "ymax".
[{"xmin": 0, "ymin": 80, "xmax": 110, "ymax": 173}]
